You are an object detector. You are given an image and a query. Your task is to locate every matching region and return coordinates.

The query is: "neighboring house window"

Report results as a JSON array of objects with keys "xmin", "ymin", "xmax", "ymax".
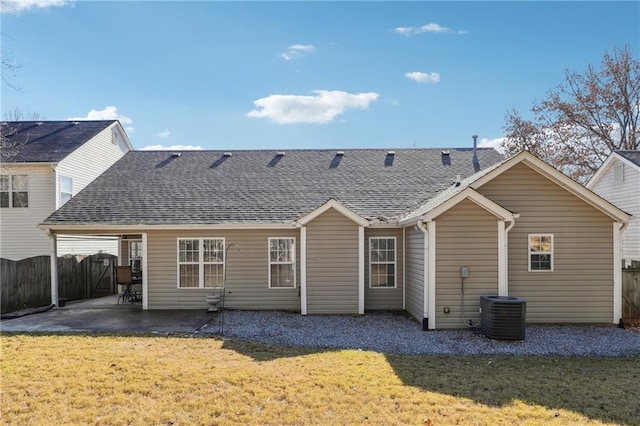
[
  {"xmin": 528, "ymin": 234, "xmax": 553, "ymax": 271},
  {"xmin": 613, "ymin": 163, "xmax": 624, "ymax": 184},
  {"xmin": 370, "ymin": 237, "xmax": 396, "ymax": 288},
  {"xmin": 60, "ymin": 176, "xmax": 73, "ymax": 206},
  {"xmin": 0, "ymin": 175, "xmax": 28, "ymax": 208},
  {"xmin": 177, "ymin": 238, "xmax": 224, "ymax": 288},
  {"xmin": 269, "ymin": 237, "xmax": 296, "ymax": 288}
]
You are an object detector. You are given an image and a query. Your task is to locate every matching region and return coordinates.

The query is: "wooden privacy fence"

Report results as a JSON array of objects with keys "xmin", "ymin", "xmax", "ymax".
[
  {"xmin": 622, "ymin": 263, "xmax": 640, "ymax": 322},
  {"xmin": 1, "ymin": 253, "xmax": 117, "ymax": 314}
]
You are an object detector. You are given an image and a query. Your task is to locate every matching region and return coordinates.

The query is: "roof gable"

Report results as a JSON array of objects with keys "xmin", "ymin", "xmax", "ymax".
[
  {"xmin": 401, "ymin": 150, "xmax": 630, "ymax": 225},
  {"xmin": 587, "ymin": 150, "xmax": 640, "ymax": 188},
  {"xmin": 0, "ymin": 120, "xmax": 120, "ymax": 163},
  {"xmin": 296, "ymin": 199, "xmax": 369, "ymax": 226},
  {"xmin": 473, "ymin": 151, "xmax": 629, "ymax": 223}
]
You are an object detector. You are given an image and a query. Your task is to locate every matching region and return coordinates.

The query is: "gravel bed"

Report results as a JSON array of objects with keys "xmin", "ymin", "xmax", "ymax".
[{"xmin": 197, "ymin": 310, "xmax": 640, "ymax": 357}]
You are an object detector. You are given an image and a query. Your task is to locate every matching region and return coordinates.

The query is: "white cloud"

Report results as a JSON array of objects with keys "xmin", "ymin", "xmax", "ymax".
[
  {"xmin": 157, "ymin": 129, "xmax": 170, "ymax": 139},
  {"xmin": 405, "ymin": 71, "xmax": 440, "ymax": 84},
  {"xmin": 67, "ymin": 106, "xmax": 133, "ymax": 125},
  {"xmin": 1, "ymin": 0, "xmax": 68, "ymax": 14},
  {"xmin": 281, "ymin": 44, "xmax": 315, "ymax": 61},
  {"xmin": 140, "ymin": 144, "xmax": 203, "ymax": 151},
  {"xmin": 246, "ymin": 90, "xmax": 379, "ymax": 124},
  {"xmin": 478, "ymin": 137, "xmax": 506, "ymax": 153},
  {"xmin": 393, "ymin": 23, "xmax": 465, "ymax": 35},
  {"xmin": 125, "ymin": 126, "xmax": 135, "ymax": 133}
]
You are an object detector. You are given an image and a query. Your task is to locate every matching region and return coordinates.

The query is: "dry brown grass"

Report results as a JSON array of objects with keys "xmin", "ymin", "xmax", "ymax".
[{"xmin": 1, "ymin": 335, "xmax": 638, "ymax": 425}]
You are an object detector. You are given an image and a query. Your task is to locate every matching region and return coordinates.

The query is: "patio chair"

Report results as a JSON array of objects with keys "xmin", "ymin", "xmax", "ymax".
[{"xmin": 116, "ymin": 266, "xmax": 138, "ymax": 304}]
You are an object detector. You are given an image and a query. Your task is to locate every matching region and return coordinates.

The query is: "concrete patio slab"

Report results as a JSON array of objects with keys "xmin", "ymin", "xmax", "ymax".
[{"xmin": 0, "ymin": 308, "xmax": 215, "ymax": 334}]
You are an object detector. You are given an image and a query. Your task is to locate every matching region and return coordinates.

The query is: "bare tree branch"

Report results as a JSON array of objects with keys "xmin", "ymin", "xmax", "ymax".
[{"xmin": 502, "ymin": 45, "xmax": 640, "ymax": 182}]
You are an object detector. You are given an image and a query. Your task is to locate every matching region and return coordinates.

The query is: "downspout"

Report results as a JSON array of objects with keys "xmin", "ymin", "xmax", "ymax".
[
  {"xmin": 501, "ymin": 213, "xmax": 518, "ymax": 296},
  {"xmin": 613, "ymin": 221, "xmax": 627, "ymax": 325},
  {"xmin": 416, "ymin": 220, "xmax": 429, "ymax": 330}
]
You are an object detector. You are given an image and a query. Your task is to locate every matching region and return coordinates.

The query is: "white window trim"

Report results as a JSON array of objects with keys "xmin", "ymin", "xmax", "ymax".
[
  {"xmin": 1, "ymin": 174, "xmax": 29, "ymax": 208},
  {"xmin": 60, "ymin": 175, "xmax": 73, "ymax": 206},
  {"xmin": 268, "ymin": 237, "xmax": 296, "ymax": 289},
  {"xmin": 369, "ymin": 236, "xmax": 397, "ymax": 289},
  {"xmin": 176, "ymin": 237, "xmax": 225, "ymax": 289},
  {"xmin": 528, "ymin": 233, "xmax": 554, "ymax": 272}
]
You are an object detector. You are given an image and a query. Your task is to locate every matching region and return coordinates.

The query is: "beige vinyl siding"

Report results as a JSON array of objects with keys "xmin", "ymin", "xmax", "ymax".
[
  {"xmin": 589, "ymin": 159, "xmax": 640, "ymax": 263},
  {"xmin": 404, "ymin": 226, "xmax": 425, "ymax": 321},
  {"xmin": 146, "ymin": 229, "xmax": 300, "ymax": 310},
  {"xmin": 478, "ymin": 162, "xmax": 614, "ymax": 323},
  {"xmin": 434, "ymin": 199, "xmax": 499, "ymax": 329},
  {"xmin": 364, "ymin": 228, "xmax": 403, "ymax": 310},
  {"xmin": 306, "ymin": 208, "xmax": 359, "ymax": 314},
  {"xmin": 0, "ymin": 165, "xmax": 54, "ymax": 260}
]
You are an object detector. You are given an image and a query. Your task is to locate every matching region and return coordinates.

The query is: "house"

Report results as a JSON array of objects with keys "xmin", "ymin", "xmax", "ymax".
[
  {"xmin": 587, "ymin": 151, "xmax": 639, "ymax": 266},
  {"xmin": 0, "ymin": 120, "xmax": 132, "ymax": 260},
  {"xmin": 40, "ymin": 148, "xmax": 629, "ymax": 329}
]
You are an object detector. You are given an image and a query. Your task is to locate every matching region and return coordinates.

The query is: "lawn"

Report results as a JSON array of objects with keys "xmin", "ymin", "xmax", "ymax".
[{"xmin": 1, "ymin": 335, "xmax": 638, "ymax": 425}]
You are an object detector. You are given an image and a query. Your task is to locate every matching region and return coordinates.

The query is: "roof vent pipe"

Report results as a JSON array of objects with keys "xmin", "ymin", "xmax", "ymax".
[{"xmin": 472, "ymin": 135, "xmax": 479, "ymax": 167}]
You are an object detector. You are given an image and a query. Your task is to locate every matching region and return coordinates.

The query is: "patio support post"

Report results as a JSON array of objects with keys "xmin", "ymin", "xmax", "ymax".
[{"xmin": 50, "ymin": 232, "xmax": 59, "ymax": 307}]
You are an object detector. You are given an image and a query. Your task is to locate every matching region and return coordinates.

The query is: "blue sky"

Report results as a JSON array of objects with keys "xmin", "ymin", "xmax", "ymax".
[{"xmin": 2, "ymin": 1, "xmax": 639, "ymax": 151}]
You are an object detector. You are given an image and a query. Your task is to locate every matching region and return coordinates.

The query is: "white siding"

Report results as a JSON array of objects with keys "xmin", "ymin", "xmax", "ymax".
[
  {"xmin": 55, "ymin": 123, "xmax": 129, "ymax": 256},
  {"xmin": 589, "ymin": 158, "xmax": 640, "ymax": 264},
  {"xmin": 56, "ymin": 123, "xmax": 129, "ymax": 208},
  {"xmin": 56, "ymin": 235, "xmax": 118, "ymax": 256},
  {"xmin": 404, "ymin": 226, "xmax": 425, "ymax": 322},
  {"xmin": 0, "ymin": 165, "xmax": 55, "ymax": 260}
]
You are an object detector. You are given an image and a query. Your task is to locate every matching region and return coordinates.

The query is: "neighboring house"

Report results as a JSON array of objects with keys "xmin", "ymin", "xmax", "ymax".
[
  {"xmin": 0, "ymin": 120, "xmax": 132, "ymax": 260},
  {"xmin": 40, "ymin": 148, "xmax": 629, "ymax": 329},
  {"xmin": 587, "ymin": 151, "xmax": 639, "ymax": 266}
]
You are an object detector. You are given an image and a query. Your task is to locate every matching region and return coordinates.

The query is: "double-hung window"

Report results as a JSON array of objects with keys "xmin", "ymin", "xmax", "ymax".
[
  {"xmin": 269, "ymin": 237, "xmax": 295, "ymax": 288},
  {"xmin": 177, "ymin": 238, "xmax": 225, "ymax": 288},
  {"xmin": 60, "ymin": 176, "xmax": 73, "ymax": 206},
  {"xmin": 528, "ymin": 234, "xmax": 553, "ymax": 271},
  {"xmin": 0, "ymin": 174, "xmax": 28, "ymax": 208},
  {"xmin": 369, "ymin": 237, "xmax": 396, "ymax": 288}
]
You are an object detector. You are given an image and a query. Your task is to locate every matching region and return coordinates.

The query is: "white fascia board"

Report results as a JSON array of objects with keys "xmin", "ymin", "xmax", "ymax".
[
  {"xmin": 296, "ymin": 198, "xmax": 369, "ymax": 227},
  {"xmin": 586, "ymin": 152, "xmax": 617, "ymax": 188},
  {"xmin": 110, "ymin": 121, "xmax": 134, "ymax": 151},
  {"xmin": 421, "ymin": 187, "xmax": 514, "ymax": 222},
  {"xmin": 472, "ymin": 151, "xmax": 630, "ymax": 224}
]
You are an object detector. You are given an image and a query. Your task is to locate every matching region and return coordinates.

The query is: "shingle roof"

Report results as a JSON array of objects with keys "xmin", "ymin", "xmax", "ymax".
[
  {"xmin": 617, "ymin": 150, "xmax": 640, "ymax": 168},
  {"xmin": 43, "ymin": 148, "xmax": 504, "ymax": 226},
  {"xmin": 1, "ymin": 120, "xmax": 116, "ymax": 163}
]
